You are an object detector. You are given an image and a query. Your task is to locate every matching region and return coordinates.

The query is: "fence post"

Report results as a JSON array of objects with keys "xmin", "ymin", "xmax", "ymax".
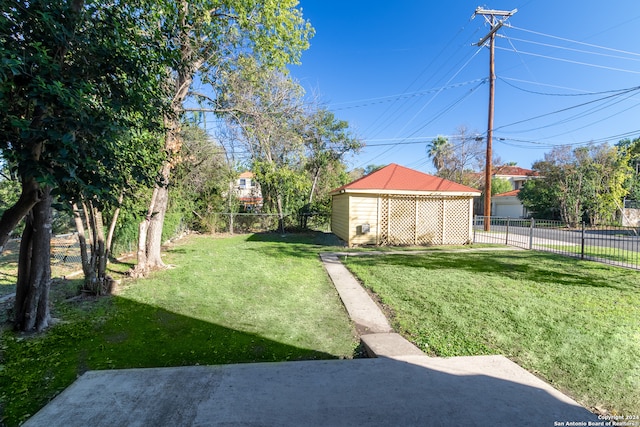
[
  {"xmin": 473, "ymin": 215, "xmax": 477, "ymax": 243},
  {"xmin": 506, "ymin": 217, "xmax": 510, "ymax": 245},
  {"xmin": 581, "ymin": 222, "xmax": 585, "ymax": 259},
  {"xmin": 529, "ymin": 217, "xmax": 535, "ymax": 250}
]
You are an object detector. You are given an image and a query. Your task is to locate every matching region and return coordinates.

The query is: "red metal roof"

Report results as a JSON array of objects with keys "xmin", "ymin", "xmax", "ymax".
[
  {"xmin": 494, "ymin": 189, "xmax": 520, "ymax": 197},
  {"xmin": 332, "ymin": 164, "xmax": 480, "ymax": 194},
  {"xmin": 493, "ymin": 165, "xmax": 537, "ymax": 176}
]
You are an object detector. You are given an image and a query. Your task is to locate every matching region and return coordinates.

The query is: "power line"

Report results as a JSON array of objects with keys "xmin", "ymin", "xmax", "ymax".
[
  {"xmin": 400, "ymin": 80, "xmax": 486, "ymax": 140},
  {"xmin": 507, "ymin": 24, "xmax": 640, "ymax": 58},
  {"xmin": 498, "ymin": 77, "xmax": 640, "ymax": 97},
  {"xmin": 329, "ymin": 78, "xmax": 486, "ymax": 110},
  {"xmin": 495, "ymin": 46, "xmax": 640, "ymax": 75},
  {"xmin": 390, "ymin": 46, "xmax": 485, "ymax": 138},
  {"xmin": 495, "ymin": 128, "xmax": 640, "ymax": 149},
  {"xmin": 501, "ymin": 35, "xmax": 640, "ymax": 63},
  {"xmin": 493, "ymin": 85, "xmax": 640, "ymax": 132},
  {"xmin": 364, "ymin": 22, "xmax": 486, "ymax": 139}
]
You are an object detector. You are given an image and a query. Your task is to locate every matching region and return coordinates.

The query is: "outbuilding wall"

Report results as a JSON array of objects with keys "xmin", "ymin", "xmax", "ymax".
[
  {"xmin": 331, "ymin": 193, "xmax": 350, "ymax": 243},
  {"xmin": 349, "ymin": 194, "xmax": 379, "ymax": 246},
  {"xmin": 332, "ymin": 192, "xmax": 476, "ymax": 247}
]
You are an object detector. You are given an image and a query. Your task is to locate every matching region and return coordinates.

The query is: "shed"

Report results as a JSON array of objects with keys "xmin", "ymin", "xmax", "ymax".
[{"xmin": 330, "ymin": 164, "xmax": 481, "ymax": 247}]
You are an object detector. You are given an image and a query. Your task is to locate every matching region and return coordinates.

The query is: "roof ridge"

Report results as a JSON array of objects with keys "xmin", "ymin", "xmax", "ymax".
[{"xmin": 331, "ymin": 163, "xmax": 481, "ymax": 194}]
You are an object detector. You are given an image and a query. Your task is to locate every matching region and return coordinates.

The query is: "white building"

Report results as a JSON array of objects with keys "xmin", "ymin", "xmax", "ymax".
[
  {"xmin": 235, "ymin": 171, "xmax": 263, "ymax": 211},
  {"xmin": 490, "ymin": 166, "xmax": 538, "ymax": 218}
]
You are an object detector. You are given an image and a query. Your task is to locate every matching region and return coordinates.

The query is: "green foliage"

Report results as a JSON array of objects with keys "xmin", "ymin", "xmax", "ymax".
[
  {"xmin": 0, "ymin": 0, "xmax": 170, "ymax": 203},
  {"xmin": 0, "ymin": 234, "xmax": 357, "ymax": 425},
  {"xmin": 303, "ymin": 108, "xmax": 363, "ymax": 210},
  {"xmin": 427, "ymin": 135, "xmax": 451, "ymax": 173},
  {"xmin": 0, "ymin": 161, "xmax": 19, "ymax": 234},
  {"xmin": 170, "ymin": 123, "xmax": 230, "ymax": 232},
  {"xmin": 518, "ymin": 178, "xmax": 562, "ymax": 220},
  {"xmin": 616, "ymin": 136, "xmax": 640, "ymax": 202},
  {"xmin": 491, "ymin": 178, "xmax": 512, "ymax": 196},
  {"xmin": 519, "ymin": 144, "xmax": 631, "ymax": 226},
  {"xmin": 344, "ymin": 250, "xmax": 640, "ymax": 415}
]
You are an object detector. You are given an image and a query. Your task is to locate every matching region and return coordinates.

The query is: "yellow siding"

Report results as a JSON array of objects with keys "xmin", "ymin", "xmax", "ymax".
[
  {"xmin": 331, "ymin": 194, "xmax": 350, "ymax": 243},
  {"xmin": 349, "ymin": 194, "xmax": 379, "ymax": 246}
]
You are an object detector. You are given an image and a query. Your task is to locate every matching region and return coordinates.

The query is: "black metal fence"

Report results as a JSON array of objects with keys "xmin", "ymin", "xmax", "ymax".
[{"xmin": 473, "ymin": 216, "xmax": 640, "ymax": 270}]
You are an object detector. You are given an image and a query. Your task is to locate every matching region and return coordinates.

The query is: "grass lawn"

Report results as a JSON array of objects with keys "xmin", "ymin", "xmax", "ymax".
[
  {"xmin": 343, "ymin": 250, "xmax": 640, "ymax": 416},
  {"xmin": 0, "ymin": 233, "xmax": 358, "ymax": 426},
  {"xmin": 540, "ymin": 244, "xmax": 640, "ymax": 266}
]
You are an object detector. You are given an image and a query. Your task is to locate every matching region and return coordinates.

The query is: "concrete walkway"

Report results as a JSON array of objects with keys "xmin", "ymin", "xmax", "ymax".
[{"xmin": 24, "ymin": 251, "xmax": 598, "ymax": 426}]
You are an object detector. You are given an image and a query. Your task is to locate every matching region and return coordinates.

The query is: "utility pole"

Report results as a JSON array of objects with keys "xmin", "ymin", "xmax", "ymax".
[{"xmin": 473, "ymin": 7, "xmax": 516, "ymax": 231}]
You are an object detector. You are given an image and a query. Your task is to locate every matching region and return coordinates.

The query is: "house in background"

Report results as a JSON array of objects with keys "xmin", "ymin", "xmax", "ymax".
[
  {"xmin": 330, "ymin": 164, "xmax": 481, "ymax": 247},
  {"xmin": 493, "ymin": 165, "xmax": 538, "ymax": 190},
  {"xmin": 490, "ymin": 166, "xmax": 538, "ymax": 218},
  {"xmin": 235, "ymin": 171, "xmax": 263, "ymax": 211}
]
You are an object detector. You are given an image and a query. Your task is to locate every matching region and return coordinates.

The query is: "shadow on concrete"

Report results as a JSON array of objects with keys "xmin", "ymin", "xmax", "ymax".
[{"xmin": 24, "ymin": 354, "xmax": 597, "ymax": 426}]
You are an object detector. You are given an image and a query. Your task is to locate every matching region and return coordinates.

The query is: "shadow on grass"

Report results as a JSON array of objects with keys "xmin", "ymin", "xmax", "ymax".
[
  {"xmin": 1, "ymin": 294, "xmax": 337, "ymax": 426},
  {"xmin": 245, "ymin": 231, "xmax": 345, "ymax": 260},
  {"xmin": 347, "ymin": 250, "xmax": 634, "ymax": 291}
]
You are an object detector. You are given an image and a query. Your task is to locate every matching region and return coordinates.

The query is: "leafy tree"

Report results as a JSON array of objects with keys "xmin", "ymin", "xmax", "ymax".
[
  {"xmin": 303, "ymin": 109, "xmax": 362, "ymax": 207},
  {"xmin": 134, "ymin": 0, "xmax": 314, "ymax": 275},
  {"xmin": 219, "ymin": 61, "xmax": 309, "ymax": 228},
  {"xmin": 518, "ymin": 176, "xmax": 562, "ymax": 220},
  {"xmin": 427, "ymin": 135, "xmax": 451, "ymax": 173},
  {"xmin": 518, "ymin": 144, "xmax": 630, "ymax": 227},
  {"xmin": 491, "ymin": 178, "xmax": 513, "ymax": 196},
  {"xmin": 171, "ymin": 123, "xmax": 230, "ymax": 233},
  {"xmin": 616, "ymin": 137, "xmax": 640, "ymax": 202},
  {"xmin": 0, "ymin": 159, "xmax": 19, "ymax": 232},
  {"xmin": 429, "ymin": 126, "xmax": 484, "ymax": 185},
  {"xmin": 0, "ymin": 0, "xmax": 170, "ymax": 331}
]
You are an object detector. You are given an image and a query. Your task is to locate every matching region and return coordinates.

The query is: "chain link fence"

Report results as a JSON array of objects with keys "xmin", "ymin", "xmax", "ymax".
[
  {"xmin": 0, "ymin": 234, "xmax": 84, "ymax": 288},
  {"xmin": 210, "ymin": 212, "xmax": 330, "ymax": 234}
]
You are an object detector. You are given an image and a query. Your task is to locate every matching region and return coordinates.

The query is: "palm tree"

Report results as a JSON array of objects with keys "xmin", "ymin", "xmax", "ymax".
[{"xmin": 427, "ymin": 136, "xmax": 451, "ymax": 174}]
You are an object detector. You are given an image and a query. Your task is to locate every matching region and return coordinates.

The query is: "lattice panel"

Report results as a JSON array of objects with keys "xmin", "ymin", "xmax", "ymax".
[
  {"xmin": 416, "ymin": 197, "xmax": 443, "ymax": 245},
  {"xmin": 443, "ymin": 198, "xmax": 472, "ymax": 244},
  {"xmin": 379, "ymin": 196, "xmax": 389, "ymax": 245},
  {"xmin": 387, "ymin": 196, "xmax": 416, "ymax": 245},
  {"xmin": 378, "ymin": 195, "xmax": 472, "ymax": 247}
]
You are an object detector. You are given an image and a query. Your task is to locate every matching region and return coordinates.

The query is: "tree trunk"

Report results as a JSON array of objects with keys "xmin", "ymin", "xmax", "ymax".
[
  {"xmin": 275, "ymin": 191, "xmax": 285, "ymax": 232},
  {"xmin": 105, "ymin": 191, "xmax": 124, "ymax": 260},
  {"xmin": 308, "ymin": 167, "xmax": 320, "ymax": 205},
  {"xmin": 0, "ymin": 177, "xmax": 41, "ymax": 254},
  {"xmin": 90, "ymin": 204, "xmax": 108, "ymax": 292},
  {"xmin": 134, "ymin": 102, "xmax": 185, "ymax": 276},
  {"xmin": 145, "ymin": 183, "xmax": 168, "ymax": 269},
  {"xmin": 74, "ymin": 201, "xmax": 111, "ymax": 295},
  {"xmin": 73, "ymin": 202, "xmax": 93, "ymax": 281},
  {"xmin": 14, "ymin": 187, "xmax": 52, "ymax": 332}
]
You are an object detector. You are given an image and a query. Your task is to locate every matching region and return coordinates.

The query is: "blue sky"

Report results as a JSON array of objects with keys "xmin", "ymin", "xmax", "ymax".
[{"xmin": 288, "ymin": 1, "xmax": 640, "ymax": 173}]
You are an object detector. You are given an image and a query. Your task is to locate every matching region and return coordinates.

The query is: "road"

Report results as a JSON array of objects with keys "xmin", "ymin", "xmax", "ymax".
[{"xmin": 474, "ymin": 224, "xmax": 640, "ymax": 254}]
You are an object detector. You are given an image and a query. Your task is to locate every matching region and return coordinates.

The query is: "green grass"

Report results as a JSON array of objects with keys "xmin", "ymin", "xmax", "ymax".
[
  {"xmin": 540, "ymin": 244, "xmax": 640, "ymax": 265},
  {"xmin": 0, "ymin": 233, "xmax": 358, "ymax": 426},
  {"xmin": 343, "ymin": 250, "xmax": 640, "ymax": 415}
]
